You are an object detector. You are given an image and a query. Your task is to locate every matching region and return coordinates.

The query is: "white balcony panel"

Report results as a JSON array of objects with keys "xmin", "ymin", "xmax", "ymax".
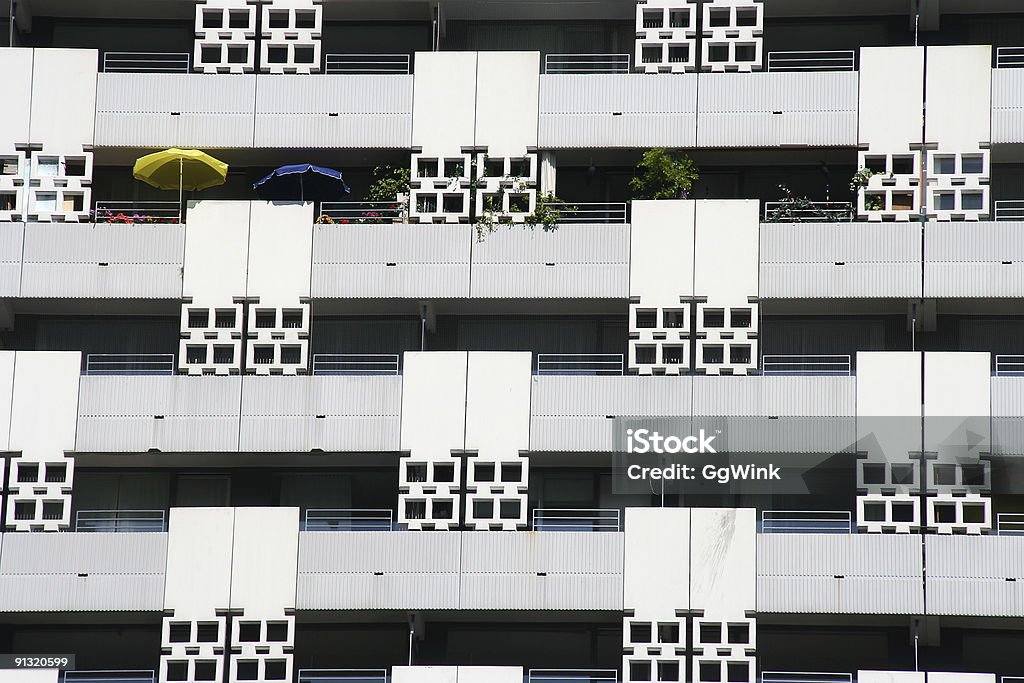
[
  {"xmin": 697, "ymin": 72, "xmax": 859, "ymax": 147},
  {"xmin": 993, "ymin": 375, "xmax": 1024, "ymax": 453},
  {"xmin": 312, "ymin": 224, "xmax": 471, "ymax": 298},
  {"xmin": 925, "ymin": 536, "xmax": 1024, "ymax": 616},
  {"xmin": 692, "ymin": 376, "xmax": 855, "ymax": 417},
  {"xmin": 760, "ymin": 222, "xmax": 922, "ymax": 299},
  {"xmin": 757, "ymin": 534, "xmax": 923, "ymax": 614},
  {"xmin": 296, "ymin": 531, "xmax": 460, "ymax": 609},
  {"xmin": 0, "ymin": 223, "xmax": 23, "ymax": 297},
  {"xmin": 239, "ymin": 376, "xmax": 402, "ymax": 452},
  {"xmin": 94, "ymin": 73, "xmax": 256, "ymax": 147},
  {"xmin": 992, "ymin": 68, "xmax": 1024, "ymax": 143},
  {"xmin": 925, "ymin": 221, "xmax": 1024, "ymax": 298},
  {"xmin": 0, "ymin": 532, "xmax": 167, "ymax": 612},
  {"xmin": 76, "ymin": 376, "xmax": 242, "ymax": 452},
  {"xmin": 20, "ymin": 224, "xmax": 184, "ymax": 299},
  {"xmin": 254, "ymin": 75, "xmax": 413, "ymax": 148},
  {"xmin": 459, "ymin": 574, "xmax": 622, "ymax": 610},
  {"xmin": 538, "ymin": 74, "xmax": 697, "ymax": 148},
  {"xmin": 470, "ymin": 224, "xmax": 629, "ymax": 298}
]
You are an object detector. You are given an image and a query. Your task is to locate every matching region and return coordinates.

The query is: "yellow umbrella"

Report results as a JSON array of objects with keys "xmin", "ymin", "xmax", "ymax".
[{"xmin": 133, "ymin": 148, "xmax": 229, "ymax": 218}]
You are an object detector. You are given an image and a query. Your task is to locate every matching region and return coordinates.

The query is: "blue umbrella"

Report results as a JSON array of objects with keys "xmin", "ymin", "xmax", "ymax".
[{"xmin": 253, "ymin": 164, "xmax": 351, "ymax": 202}]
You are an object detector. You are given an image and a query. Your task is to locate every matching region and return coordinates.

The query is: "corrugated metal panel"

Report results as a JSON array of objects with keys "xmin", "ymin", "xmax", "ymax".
[
  {"xmin": 992, "ymin": 418, "xmax": 1024, "ymax": 455},
  {"xmin": 312, "ymin": 224, "xmax": 471, "ymax": 298},
  {"xmin": 924, "ymin": 263, "xmax": 1024, "ymax": 298},
  {"xmin": 240, "ymin": 417, "xmax": 400, "ymax": 452},
  {"xmin": 298, "ymin": 531, "xmax": 461, "ymax": 573},
  {"xmin": 924, "ymin": 222, "xmax": 1024, "ymax": 297},
  {"xmin": 697, "ymin": 72, "xmax": 858, "ymax": 147},
  {"xmin": 459, "ymin": 574, "xmax": 623, "ymax": 610},
  {"xmin": 992, "ymin": 377, "xmax": 1024, "ymax": 416},
  {"xmin": 95, "ymin": 73, "xmax": 255, "ymax": 147},
  {"xmin": 0, "ymin": 222, "xmax": 23, "ymax": 297},
  {"xmin": 531, "ymin": 376, "xmax": 692, "ymax": 416},
  {"xmin": 254, "ymin": 75, "xmax": 413, "ymax": 148},
  {"xmin": 0, "ymin": 532, "xmax": 167, "ymax": 612},
  {"xmin": 76, "ymin": 376, "xmax": 241, "ymax": 452},
  {"xmin": 241, "ymin": 376, "xmax": 401, "ymax": 416},
  {"xmin": 992, "ymin": 69, "xmax": 1024, "ymax": 144},
  {"xmin": 529, "ymin": 416, "xmax": 618, "ymax": 452},
  {"xmin": 296, "ymin": 573, "xmax": 460, "ymax": 610},
  {"xmin": 926, "ymin": 536, "xmax": 1024, "ymax": 616},
  {"xmin": 21, "ymin": 264, "xmax": 183, "ymax": 299},
  {"xmin": 692, "ymin": 376, "xmax": 856, "ymax": 417},
  {"xmin": 757, "ymin": 534, "xmax": 923, "ymax": 614},
  {"xmin": 470, "ymin": 224, "xmax": 629, "ymax": 298},
  {"xmin": 539, "ymin": 74, "xmax": 697, "ymax": 148},
  {"xmin": 760, "ymin": 222, "xmax": 921, "ymax": 299},
  {"xmin": 460, "ymin": 532, "xmax": 623, "ymax": 573}
]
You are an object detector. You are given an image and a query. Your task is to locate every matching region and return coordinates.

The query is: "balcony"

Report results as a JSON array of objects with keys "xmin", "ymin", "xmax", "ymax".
[
  {"xmin": 75, "ymin": 509, "xmax": 167, "ymax": 533},
  {"xmin": 925, "ymin": 535, "xmax": 1024, "ymax": 617},
  {"xmin": 924, "ymin": 221, "xmax": 1024, "ymax": 298},
  {"xmin": 303, "ymin": 509, "xmax": 395, "ymax": 531}
]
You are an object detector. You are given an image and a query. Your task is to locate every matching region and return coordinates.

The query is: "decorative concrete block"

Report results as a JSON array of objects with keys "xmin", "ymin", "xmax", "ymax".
[
  {"xmin": 260, "ymin": 0, "xmax": 322, "ymax": 74},
  {"xmin": 636, "ymin": 0, "xmax": 698, "ymax": 73},
  {"xmin": 857, "ymin": 493, "xmax": 919, "ymax": 534},
  {"xmin": 178, "ymin": 302, "xmax": 245, "ymax": 375},
  {"xmin": 398, "ymin": 455, "xmax": 462, "ymax": 530},
  {"xmin": 195, "ymin": 0, "xmax": 258, "ymax": 74},
  {"xmin": 700, "ymin": 0, "xmax": 764, "ymax": 73},
  {"xmin": 245, "ymin": 302, "xmax": 310, "ymax": 375}
]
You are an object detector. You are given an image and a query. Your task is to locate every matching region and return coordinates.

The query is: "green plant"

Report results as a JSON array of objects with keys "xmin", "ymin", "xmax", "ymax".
[
  {"xmin": 367, "ymin": 165, "xmax": 411, "ymax": 205},
  {"xmin": 768, "ymin": 185, "xmax": 852, "ymax": 223},
  {"xmin": 849, "ymin": 167, "xmax": 877, "ymax": 194},
  {"xmin": 526, "ymin": 192, "xmax": 573, "ymax": 233},
  {"xmin": 629, "ymin": 148, "xmax": 699, "ymax": 200}
]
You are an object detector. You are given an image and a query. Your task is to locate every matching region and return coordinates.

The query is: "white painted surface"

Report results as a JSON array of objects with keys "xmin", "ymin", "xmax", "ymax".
[
  {"xmin": 29, "ymin": 49, "xmax": 98, "ymax": 152},
  {"xmin": 8, "ymin": 351, "xmax": 80, "ymax": 458},
  {"xmin": 458, "ymin": 667, "xmax": 524, "ymax": 683},
  {"xmin": 629, "ymin": 199, "xmax": 695, "ymax": 301},
  {"xmin": 400, "ymin": 352, "xmax": 468, "ymax": 455},
  {"xmin": 412, "ymin": 52, "xmax": 478, "ymax": 155},
  {"xmin": 0, "ymin": 351, "xmax": 14, "ymax": 450},
  {"xmin": 858, "ymin": 47, "xmax": 924, "ymax": 150},
  {"xmin": 856, "ymin": 352, "xmax": 922, "ymax": 417},
  {"xmin": 690, "ymin": 507, "xmax": 756, "ymax": 619},
  {"xmin": 623, "ymin": 507, "xmax": 689, "ymax": 616},
  {"xmin": 246, "ymin": 201, "xmax": 314, "ymax": 304},
  {"xmin": 924, "ymin": 352, "xmax": 990, "ymax": 417},
  {"xmin": 464, "ymin": 352, "xmax": 532, "ymax": 452},
  {"xmin": 230, "ymin": 507, "xmax": 299, "ymax": 617},
  {"xmin": 693, "ymin": 200, "xmax": 760, "ymax": 298},
  {"xmin": 475, "ymin": 52, "xmax": 539, "ymax": 157},
  {"xmin": 858, "ymin": 674, "xmax": 925, "ymax": 683},
  {"xmin": 928, "ymin": 674, "xmax": 996, "ymax": 683},
  {"xmin": 182, "ymin": 200, "xmax": 251, "ymax": 301},
  {"xmin": 164, "ymin": 507, "xmax": 234, "ymax": 615},
  {"xmin": 925, "ymin": 46, "xmax": 991, "ymax": 148},
  {"xmin": 392, "ymin": 667, "xmax": 458, "ymax": 683},
  {"xmin": 0, "ymin": 49, "xmax": 33, "ymax": 151}
]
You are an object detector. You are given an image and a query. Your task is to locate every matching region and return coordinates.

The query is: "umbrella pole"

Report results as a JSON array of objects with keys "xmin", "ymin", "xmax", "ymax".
[{"xmin": 178, "ymin": 156, "xmax": 183, "ymax": 222}]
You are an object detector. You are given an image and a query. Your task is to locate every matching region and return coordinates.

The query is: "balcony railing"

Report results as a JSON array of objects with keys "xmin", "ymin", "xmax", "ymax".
[
  {"xmin": 318, "ymin": 202, "xmax": 405, "ymax": 224},
  {"xmin": 535, "ymin": 353, "xmax": 624, "ymax": 376},
  {"xmin": 85, "ymin": 354, "xmax": 176, "ymax": 376},
  {"xmin": 763, "ymin": 201, "xmax": 854, "ymax": 222},
  {"xmin": 533, "ymin": 508, "xmax": 621, "ymax": 532},
  {"xmin": 102, "ymin": 52, "xmax": 191, "ymax": 73},
  {"xmin": 312, "ymin": 354, "xmax": 401, "ymax": 376},
  {"xmin": 994, "ymin": 200, "xmax": 1024, "ymax": 221},
  {"xmin": 304, "ymin": 509, "xmax": 394, "ymax": 531},
  {"xmin": 62, "ymin": 671, "xmax": 156, "ymax": 683},
  {"xmin": 761, "ymin": 510, "xmax": 853, "ymax": 534},
  {"xmin": 298, "ymin": 671, "xmax": 389, "ymax": 683},
  {"xmin": 528, "ymin": 671, "xmax": 618, "ymax": 683},
  {"xmin": 996, "ymin": 47, "xmax": 1024, "ymax": 68},
  {"xmin": 761, "ymin": 673, "xmax": 853, "ymax": 683},
  {"xmin": 995, "ymin": 355, "xmax": 1024, "ymax": 376},
  {"xmin": 552, "ymin": 202, "xmax": 628, "ymax": 224},
  {"xmin": 767, "ymin": 51, "xmax": 856, "ymax": 72},
  {"xmin": 997, "ymin": 513, "xmax": 1024, "ymax": 536},
  {"xmin": 75, "ymin": 510, "xmax": 167, "ymax": 533},
  {"xmin": 544, "ymin": 53, "xmax": 630, "ymax": 74},
  {"xmin": 93, "ymin": 201, "xmax": 181, "ymax": 224},
  {"xmin": 324, "ymin": 54, "xmax": 411, "ymax": 75},
  {"xmin": 761, "ymin": 355, "xmax": 852, "ymax": 376}
]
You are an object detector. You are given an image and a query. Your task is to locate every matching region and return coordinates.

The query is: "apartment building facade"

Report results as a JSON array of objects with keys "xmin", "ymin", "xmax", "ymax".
[{"xmin": 2, "ymin": 1, "xmax": 1024, "ymax": 682}]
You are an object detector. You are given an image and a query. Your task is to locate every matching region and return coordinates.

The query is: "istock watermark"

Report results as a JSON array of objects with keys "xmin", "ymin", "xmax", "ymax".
[{"xmin": 625, "ymin": 428, "xmax": 717, "ymax": 454}]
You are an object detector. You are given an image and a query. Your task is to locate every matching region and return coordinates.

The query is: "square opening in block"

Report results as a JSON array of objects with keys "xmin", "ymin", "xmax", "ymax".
[
  {"xmin": 215, "ymin": 309, "xmax": 236, "ymax": 328},
  {"xmin": 166, "ymin": 662, "xmax": 189, "ymax": 682},
  {"xmin": 699, "ymin": 622, "xmax": 722, "ymax": 644},
  {"xmin": 635, "ymin": 345, "xmax": 657, "ymax": 365},
  {"xmin": 16, "ymin": 463, "xmax": 39, "ymax": 483},
  {"xmin": 934, "ymin": 502, "xmax": 956, "ymax": 524},
  {"xmin": 700, "ymin": 661, "xmax": 722, "ymax": 682},
  {"xmin": 13, "ymin": 501, "xmax": 34, "ymax": 520},
  {"xmin": 434, "ymin": 462, "xmax": 456, "ymax": 483},
  {"xmin": 862, "ymin": 463, "xmax": 886, "ymax": 485},
  {"xmin": 415, "ymin": 194, "xmax": 438, "ymax": 214},
  {"xmin": 280, "ymin": 346, "xmax": 302, "ymax": 365},
  {"xmin": 482, "ymin": 157, "xmax": 504, "ymax": 178},
  {"xmin": 727, "ymin": 662, "xmax": 751, "ymax": 683},
  {"xmin": 963, "ymin": 503, "xmax": 986, "ymax": 524},
  {"xmin": 707, "ymin": 44, "xmax": 730, "ymax": 63},
  {"xmin": 961, "ymin": 191, "xmax": 984, "ymax": 211},
  {"xmin": 266, "ymin": 46, "xmax": 288, "ymax": 64},
  {"xmin": 734, "ymin": 43, "xmax": 757, "ymax": 63},
  {"xmin": 433, "ymin": 499, "xmax": 455, "ymax": 519},
  {"xmin": 657, "ymin": 622, "xmax": 680, "ymax": 644},
  {"xmin": 630, "ymin": 661, "xmax": 653, "ymax": 681},
  {"xmin": 933, "ymin": 155, "xmax": 955, "ymax": 175},
  {"xmin": 663, "ymin": 309, "xmax": 685, "ymax": 328},
  {"xmin": 213, "ymin": 345, "xmax": 235, "ymax": 364},
  {"xmin": 962, "ymin": 464, "xmax": 986, "ymax": 487},
  {"xmin": 168, "ymin": 622, "xmax": 191, "ymax": 643},
  {"xmin": 442, "ymin": 194, "xmax": 464, "ymax": 214},
  {"xmin": 227, "ymin": 45, "xmax": 249, "ymax": 65},
  {"xmin": 236, "ymin": 660, "xmax": 259, "ymax": 681},
  {"xmin": 265, "ymin": 659, "xmax": 287, "ymax": 681},
  {"xmin": 282, "ymin": 310, "xmax": 303, "ymax": 329},
  {"xmin": 961, "ymin": 154, "xmax": 984, "ymax": 174},
  {"xmin": 508, "ymin": 194, "xmax": 530, "ymax": 213},
  {"xmin": 727, "ymin": 622, "xmax": 750, "ymax": 644},
  {"xmin": 34, "ymin": 192, "xmax": 57, "ymax": 212},
  {"xmin": 267, "ymin": 9, "xmax": 290, "ymax": 28},
  {"xmin": 406, "ymin": 463, "xmax": 427, "ymax": 483},
  {"xmin": 405, "ymin": 500, "xmax": 426, "ymax": 519},
  {"xmin": 669, "ymin": 8, "xmax": 691, "ymax": 28},
  {"xmin": 643, "ymin": 8, "xmax": 664, "ymax": 29},
  {"xmin": 501, "ymin": 461, "xmax": 523, "ymax": 483},
  {"xmin": 702, "ymin": 345, "xmax": 724, "ymax": 365},
  {"xmin": 864, "ymin": 156, "xmax": 887, "ymax": 174},
  {"xmin": 295, "ymin": 10, "xmax": 317, "ymax": 29},
  {"xmin": 642, "ymin": 45, "xmax": 663, "ymax": 64},
  {"xmin": 201, "ymin": 45, "xmax": 222, "ymax": 65},
  {"xmin": 186, "ymin": 345, "xmax": 208, "ymax": 365},
  {"xmin": 891, "ymin": 501, "xmax": 915, "ymax": 523},
  {"xmin": 636, "ymin": 309, "xmax": 658, "ymax": 328},
  {"xmin": 933, "ymin": 463, "xmax": 957, "ymax": 486},
  {"xmin": 0, "ymin": 192, "xmax": 16, "ymax": 211},
  {"xmin": 228, "ymin": 9, "xmax": 250, "ymax": 29},
  {"xmin": 509, "ymin": 158, "xmax": 531, "ymax": 178},
  {"xmin": 418, "ymin": 159, "xmax": 439, "ymax": 178},
  {"xmin": 730, "ymin": 345, "xmax": 751, "ymax": 365},
  {"xmin": 891, "ymin": 464, "xmax": 915, "ymax": 485},
  {"xmin": 731, "ymin": 308, "xmax": 752, "ymax": 328},
  {"xmin": 891, "ymin": 192, "xmax": 914, "ymax": 211},
  {"xmin": 662, "ymin": 345, "xmax": 685, "ymax": 365},
  {"xmin": 1, "ymin": 157, "xmax": 17, "ymax": 175},
  {"xmin": 188, "ymin": 308, "xmax": 210, "ymax": 329},
  {"xmin": 294, "ymin": 46, "xmax": 315, "ymax": 65},
  {"xmin": 708, "ymin": 8, "xmax": 731, "ymax": 27},
  {"xmin": 474, "ymin": 463, "xmax": 496, "ymax": 483},
  {"xmin": 630, "ymin": 621, "xmax": 653, "ymax": 644},
  {"xmin": 891, "ymin": 155, "xmax": 914, "ymax": 175},
  {"xmin": 41, "ymin": 500, "xmax": 64, "ymax": 520},
  {"xmin": 499, "ymin": 499, "xmax": 521, "ymax": 519},
  {"xmin": 238, "ymin": 622, "xmax": 261, "ymax": 643},
  {"xmin": 934, "ymin": 192, "xmax": 955, "ymax": 212},
  {"xmin": 62, "ymin": 193, "xmax": 85, "ymax": 213},
  {"xmin": 266, "ymin": 621, "xmax": 288, "ymax": 642},
  {"xmin": 703, "ymin": 309, "xmax": 725, "ymax": 328},
  {"xmin": 473, "ymin": 499, "xmax": 494, "ymax": 519},
  {"xmin": 658, "ymin": 661, "xmax": 681, "ymax": 682},
  {"xmin": 64, "ymin": 157, "xmax": 87, "ymax": 176},
  {"xmin": 197, "ymin": 622, "xmax": 219, "ymax": 643},
  {"xmin": 863, "ymin": 501, "xmax": 886, "ymax": 522},
  {"xmin": 736, "ymin": 7, "xmax": 759, "ymax": 26},
  {"xmin": 668, "ymin": 44, "xmax": 691, "ymax": 63},
  {"xmin": 45, "ymin": 462, "xmax": 67, "ymax": 483},
  {"xmin": 202, "ymin": 8, "xmax": 223, "ymax": 29}
]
